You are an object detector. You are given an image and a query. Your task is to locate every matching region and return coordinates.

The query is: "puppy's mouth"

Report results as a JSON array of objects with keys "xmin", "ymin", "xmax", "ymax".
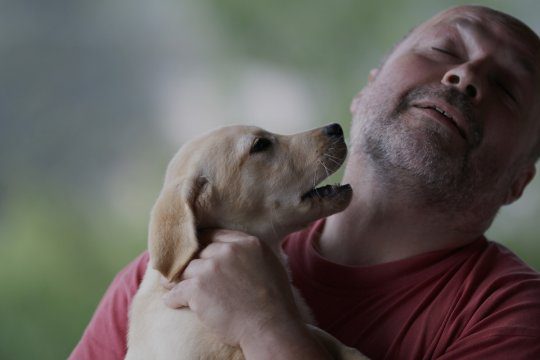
[
  {"xmin": 297, "ymin": 123, "xmax": 352, "ymax": 208},
  {"xmin": 301, "ymin": 184, "xmax": 352, "ymax": 201}
]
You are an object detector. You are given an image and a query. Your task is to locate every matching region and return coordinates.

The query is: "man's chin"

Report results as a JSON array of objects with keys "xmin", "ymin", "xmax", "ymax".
[
  {"xmin": 369, "ymin": 125, "xmax": 465, "ymax": 165},
  {"xmin": 366, "ymin": 128, "xmax": 472, "ymax": 189}
]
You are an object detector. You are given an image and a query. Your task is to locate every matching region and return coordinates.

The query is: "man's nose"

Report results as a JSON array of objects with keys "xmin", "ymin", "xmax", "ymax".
[{"xmin": 441, "ymin": 64, "xmax": 482, "ymax": 102}]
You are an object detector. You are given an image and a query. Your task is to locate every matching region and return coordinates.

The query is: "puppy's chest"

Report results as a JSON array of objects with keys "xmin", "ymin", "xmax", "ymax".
[
  {"xmin": 127, "ymin": 258, "xmax": 315, "ymax": 360},
  {"xmin": 128, "ymin": 264, "xmax": 244, "ymax": 359}
]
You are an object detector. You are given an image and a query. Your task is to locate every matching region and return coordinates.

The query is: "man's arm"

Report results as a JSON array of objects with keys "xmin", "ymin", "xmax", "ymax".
[
  {"xmin": 69, "ymin": 252, "xmax": 148, "ymax": 360},
  {"xmin": 163, "ymin": 229, "xmax": 334, "ymax": 360},
  {"xmin": 69, "ymin": 232, "xmax": 342, "ymax": 360}
]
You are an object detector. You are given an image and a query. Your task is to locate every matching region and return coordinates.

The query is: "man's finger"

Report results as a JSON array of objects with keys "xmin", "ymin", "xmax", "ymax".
[
  {"xmin": 198, "ymin": 241, "xmax": 233, "ymax": 259},
  {"xmin": 162, "ymin": 280, "xmax": 190, "ymax": 309},
  {"xmin": 160, "ymin": 276, "xmax": 177, "ymax": 290},
  {"xmin": 181, "ymin": 258, "xmax": 207, "ymax": 279},
  {"xmin": 198, "ymin": 229, "xmax": 251, "ymax": 244}
]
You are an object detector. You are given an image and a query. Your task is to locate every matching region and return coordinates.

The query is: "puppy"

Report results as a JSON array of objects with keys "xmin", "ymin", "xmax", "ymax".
[{"xmin": 126, "ymin": 124, "xmax": 367, "ymax": 359}]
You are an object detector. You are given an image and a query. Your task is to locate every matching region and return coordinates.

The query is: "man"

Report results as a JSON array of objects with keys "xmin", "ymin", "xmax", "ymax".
[{"xmin": 70, "ymin": 5, "xmax": 540, "ymax": 359}]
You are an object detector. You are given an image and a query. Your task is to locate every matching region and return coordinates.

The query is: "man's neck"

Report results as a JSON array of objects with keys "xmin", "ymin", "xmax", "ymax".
[{"xmin": 318, "ymin": 156, "xmax": 487, "ymax": 266}]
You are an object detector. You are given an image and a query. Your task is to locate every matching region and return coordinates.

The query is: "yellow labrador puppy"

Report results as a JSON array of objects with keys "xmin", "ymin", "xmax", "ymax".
[{"xmin": 126, "ymin": 124, "xmax": 367, "ymax": 359}]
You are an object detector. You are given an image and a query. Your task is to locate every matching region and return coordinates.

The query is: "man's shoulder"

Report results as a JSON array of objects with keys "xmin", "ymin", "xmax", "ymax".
[
  {"xmin": 124, "ymin": 251, "xmax": 150, "ymax": 277},
  {"xmin": 466, "ymin": 239, "xmax": 540, "ymax": 298},
  {"xmin": 460, "ymin": 239, "xmax": 540, "ymax": 333},
  {"xmin": 480, "ymin": 240, "xmax": 540, "ymax": 281},
  {"xmin": 441, "ymin": 240, "xmax": 540, "ymax": 359},
  {"xmin": 117, "ymin": 251, "xmax": 150, "ymax": 293},
  {"xmin": 68, "ymin": 251, "xmax": 150, "ymax": 360}
]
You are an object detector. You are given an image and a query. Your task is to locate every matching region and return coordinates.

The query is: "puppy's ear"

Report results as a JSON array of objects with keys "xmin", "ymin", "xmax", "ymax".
[{"xmin": 148, "ymin": 176, "xmax": 206, "ymax": 282}]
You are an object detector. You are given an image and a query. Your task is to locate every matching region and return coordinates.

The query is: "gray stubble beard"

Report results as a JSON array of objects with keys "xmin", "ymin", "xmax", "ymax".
[{"xmin": 351, "ymin": 84, "xmax": 505, "ymax": 227}]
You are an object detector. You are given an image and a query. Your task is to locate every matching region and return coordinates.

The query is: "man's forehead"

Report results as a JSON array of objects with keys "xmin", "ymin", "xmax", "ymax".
[
  {"xmin": 417, "ymin": 7, "xmax": 540, "ymax": 75},
  {"xmin": 431, "ymin": 7, "xmax": 538, "ymax": 47}
]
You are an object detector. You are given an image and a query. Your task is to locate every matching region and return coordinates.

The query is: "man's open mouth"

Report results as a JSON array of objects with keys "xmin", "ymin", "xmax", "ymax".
[
  {"xmin": 414, "ymin": 104, "xmax": 468, "ymax": 141},
  {"xmin": 301, "ymin": 184, "xmax": 352, "ymax": 201}
]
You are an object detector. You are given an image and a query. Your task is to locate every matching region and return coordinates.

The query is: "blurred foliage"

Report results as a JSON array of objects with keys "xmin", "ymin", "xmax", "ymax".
[
  {"xmin": 1, "ymin": 0, "xmax": 539, "ymax": 359},
  {"xmin": 0, "ymin": 187, "xmax": 145, "ymax": 359}
]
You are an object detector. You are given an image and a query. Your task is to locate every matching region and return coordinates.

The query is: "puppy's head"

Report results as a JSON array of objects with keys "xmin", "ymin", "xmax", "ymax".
[{"xmin": 149, "ymin": 124, "xmax": 352, "ymax": 281}]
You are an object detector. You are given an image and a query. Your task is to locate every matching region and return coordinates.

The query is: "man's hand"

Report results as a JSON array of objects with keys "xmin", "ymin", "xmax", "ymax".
[{"xmin": 161, "ymin": 229, "xmax": 332, "ymax": 360}]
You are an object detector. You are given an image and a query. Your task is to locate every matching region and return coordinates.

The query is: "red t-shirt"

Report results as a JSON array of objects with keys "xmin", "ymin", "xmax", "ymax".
[{"xmin": 70, "ymin": 220, "xmax": 540, "ymax": 359}]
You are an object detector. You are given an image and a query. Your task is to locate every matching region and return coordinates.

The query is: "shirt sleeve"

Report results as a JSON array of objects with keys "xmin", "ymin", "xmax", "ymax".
[
  {"xmin": 438, "ymin": 274, "xmax": 540, "ymax": 360},
  {"xmin": 438, "ymin": 331, "xmax": 540, "ymax": 359},
  {"xmin": 69, "ymin": 252, "xmax": 149, "ymax": 360}
]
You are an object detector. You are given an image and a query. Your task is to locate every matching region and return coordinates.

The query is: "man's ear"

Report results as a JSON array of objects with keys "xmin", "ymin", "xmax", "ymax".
[
  {"xmin": 504, "ymin": 164, "xmax": 536, "ymax": 205},
  {"xmin": 368, "ymin": 68, "xmax": 379, "ymax": 83},
  {"xmin": 148, "ymin": 176, "xmax": 207, "ymax": 282}
]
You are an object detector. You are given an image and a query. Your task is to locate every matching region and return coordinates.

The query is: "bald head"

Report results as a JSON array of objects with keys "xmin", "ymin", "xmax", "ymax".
[{"xmin": 435, "ymin": 6, "xmax": 539, "ymax": 40}]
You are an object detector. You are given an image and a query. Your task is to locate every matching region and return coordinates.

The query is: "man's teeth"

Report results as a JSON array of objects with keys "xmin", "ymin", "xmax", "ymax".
[
  {"xmin": 433, "ymin": 106, "xmax": 452, "ymax": 120},
  {"xmin": 417, "ymin": 104, "xmax": 465, "ymax": 139}
]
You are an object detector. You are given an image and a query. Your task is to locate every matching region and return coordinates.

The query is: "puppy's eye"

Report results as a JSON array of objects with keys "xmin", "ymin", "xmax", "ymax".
[{"xmin": 250, "ymin": 137, "xmax": 272, "ymax": 154}]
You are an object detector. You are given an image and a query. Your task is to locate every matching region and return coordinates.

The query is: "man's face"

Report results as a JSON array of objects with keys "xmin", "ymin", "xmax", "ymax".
[{"xmin": 352, "ymin": 6, "xmax": 540, "ymax": 218}]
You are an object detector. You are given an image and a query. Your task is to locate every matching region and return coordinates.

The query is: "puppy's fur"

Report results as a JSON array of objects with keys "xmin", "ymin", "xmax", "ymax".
[{"xmin": 126, "ymin": 124, "xmax": 367, "ymax": 359}]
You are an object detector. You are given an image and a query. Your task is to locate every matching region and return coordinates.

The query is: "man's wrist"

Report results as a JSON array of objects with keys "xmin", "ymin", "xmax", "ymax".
[{"xmin": 239, "ymin": 316, "xmax": 332, "ymax": 360}]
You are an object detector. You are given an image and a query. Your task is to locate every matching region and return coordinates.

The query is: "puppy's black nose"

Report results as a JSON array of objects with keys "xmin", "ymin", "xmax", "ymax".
[{"xmin": 323, "ymin": 123, "xmax": 343, "ymax": 137}]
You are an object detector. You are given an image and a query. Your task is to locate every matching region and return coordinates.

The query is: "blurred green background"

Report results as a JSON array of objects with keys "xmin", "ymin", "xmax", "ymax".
[{"xmin": 1, "ymin": 0, "xmax": 539, "ymax": 358}]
